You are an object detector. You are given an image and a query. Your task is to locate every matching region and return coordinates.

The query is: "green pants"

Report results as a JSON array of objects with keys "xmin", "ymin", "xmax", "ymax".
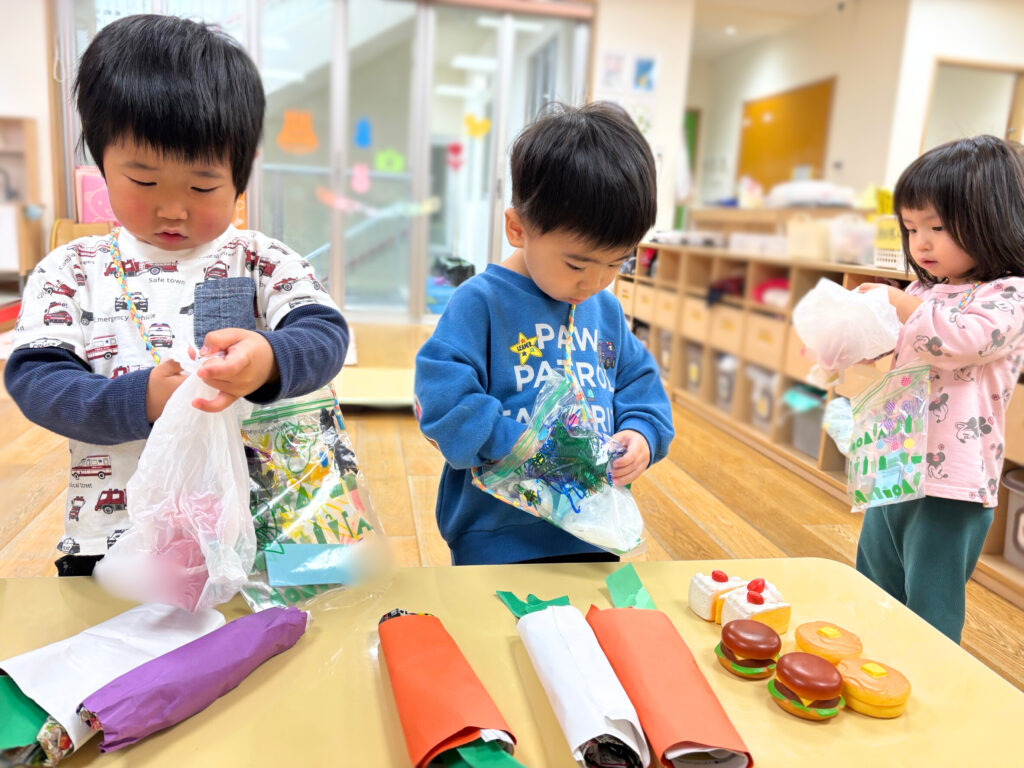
[{"xmin": 855, "ymin": 496, "xmax": 992, "ymax": 644}]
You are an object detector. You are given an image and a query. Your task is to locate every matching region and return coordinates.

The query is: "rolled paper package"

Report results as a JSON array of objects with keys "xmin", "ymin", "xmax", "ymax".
[
  {"xmin": 79, "ymin": 607, "xmax": 308, "ymax": 752},
  {"xmin": 378, "ymin": 612, "xmax": 516, "ymax": 768},
  {"xmin": 517, "ymin": 604, "xmax": 649, "ymax": 768},
  {"xmin": 586, "ymin": 605, "xmax": 752, "ymax": 768}
]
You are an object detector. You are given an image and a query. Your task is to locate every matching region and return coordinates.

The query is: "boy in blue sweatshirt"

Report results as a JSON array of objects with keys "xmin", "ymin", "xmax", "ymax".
[
  {"xmin": 5, "ymin": 15, "xmax": 348, "ymax": 576},
  {"xmin": 415, "ymin": 102, "xmax": 675, "ymax": 565}
]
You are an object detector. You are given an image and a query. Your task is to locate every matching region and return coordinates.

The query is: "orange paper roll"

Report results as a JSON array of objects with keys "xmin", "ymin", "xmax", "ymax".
[
  {"xmin": 586, "ymin": 605, "xmax": 752, "ymax": 767},
  {"xmin": 378, "ymin": 613, "xmax": 515, "ymax": 768}
]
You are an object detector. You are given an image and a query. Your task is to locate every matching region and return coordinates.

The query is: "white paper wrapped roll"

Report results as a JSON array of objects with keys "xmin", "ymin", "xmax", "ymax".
[
  {"xmin": 0, "ymin": 604, "xmax": 224, "ymax": 752},
  {"xmin": 517, "ymin": 605, "xmax": 650, "ymax": 768}
]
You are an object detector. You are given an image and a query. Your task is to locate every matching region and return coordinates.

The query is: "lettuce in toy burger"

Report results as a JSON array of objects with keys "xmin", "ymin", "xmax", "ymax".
[
  {"xmin": 715, "ymin": 619, "xmax": 781, "ymax": 679},
  {"xmin": 768, "ymin": 652, "xmax": 845, "ymax": 721}
]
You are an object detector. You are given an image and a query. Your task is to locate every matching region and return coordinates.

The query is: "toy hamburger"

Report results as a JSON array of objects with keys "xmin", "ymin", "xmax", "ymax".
[
  {"xmin": 715, "ymin": 619, "xmax": 781, "ymax": 679},
  {"xmin": 795, "ymin": 621, "xmax": 863, "ymax": 665},
  {"xmin": 768, "ymin": 652, "xmax": 845, "ymax": 721},
  {"xmin": 837, "ymin": 658, "xmax": 911, "ymax": 718}
]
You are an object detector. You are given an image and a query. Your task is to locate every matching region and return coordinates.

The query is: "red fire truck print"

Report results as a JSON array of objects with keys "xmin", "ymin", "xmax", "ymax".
[
  {"xmin": 43, "ymin": 302, "xmax": 72, "ymax": 326},
  {"xmin": 95, "ymin": 488, "xmax": 127, "ymax": 514},
  {"xmin": 68, "ymin": 496, "xmax": 86, "ymax": 521},
  {"xmin": 43, "ymin": 280, "xmax": 76, "ymax": 298}
]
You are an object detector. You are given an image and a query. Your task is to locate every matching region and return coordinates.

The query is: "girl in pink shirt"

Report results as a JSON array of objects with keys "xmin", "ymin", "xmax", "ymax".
[{"xmin": 855, "ymin": 135, "xmax": 1024, "ymax": 643}]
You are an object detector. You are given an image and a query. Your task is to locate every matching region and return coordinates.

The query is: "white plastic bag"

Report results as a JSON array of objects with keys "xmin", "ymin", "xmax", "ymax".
[
  {"xmin": 94, "ymin": 357, "xmax": 256, "ymax": 612},
  {"xmin": 792, "ymin": 278, "xmax": 900, "ymax": 386}
]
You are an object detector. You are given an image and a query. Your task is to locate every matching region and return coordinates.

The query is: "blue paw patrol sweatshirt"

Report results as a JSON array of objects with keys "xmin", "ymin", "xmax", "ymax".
[{"xmin": 414, "ymin": 264, "xmax": 674, "ymax": 564}]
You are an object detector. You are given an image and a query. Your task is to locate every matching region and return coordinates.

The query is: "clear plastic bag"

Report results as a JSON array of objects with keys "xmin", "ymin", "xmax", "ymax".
[
  {"xmin": 240, "ymin": 388, "xmax": 386, "ymax": 611},
  {"xmin": 792, "ymin": 278, "xmax": 900, "ymax": 386},
  {"xmin": 472, "ymin": 371, "xmax": 645, "ymax": 555},
  {"xmin": 847, "ymin": 364, "xmax": 930, "ymax": 512},
  {"xmin": 94, "ymin": 358, "xmax": 256, "ymax": 612}
]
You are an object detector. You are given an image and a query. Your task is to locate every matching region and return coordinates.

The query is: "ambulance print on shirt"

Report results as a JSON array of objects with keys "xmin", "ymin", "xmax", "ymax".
[{"xmin": 11, "ymin": 226, "xmax": 339, "ymax": 556}]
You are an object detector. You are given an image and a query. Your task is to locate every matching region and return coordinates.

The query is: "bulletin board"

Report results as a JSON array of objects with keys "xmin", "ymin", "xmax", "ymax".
[{"xmin": 735, "ymin": 78, "xmax": 834, "ymax": 192}]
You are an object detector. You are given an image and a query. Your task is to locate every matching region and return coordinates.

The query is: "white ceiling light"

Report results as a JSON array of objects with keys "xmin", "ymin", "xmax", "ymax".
[
  {"xmin": 725, "ymin": 25, "xmax": 737, "ymax": 36},
  {"xmin": 476, "ymin": 15, "xmax": 545, "ymax": 33},
  {"xmin": 451, "ymin": 55, "xmax": 498, "ymax": 72},
  {"xmin": 435, "ymin": 84, "xmax": 482, "ymax": 98}
]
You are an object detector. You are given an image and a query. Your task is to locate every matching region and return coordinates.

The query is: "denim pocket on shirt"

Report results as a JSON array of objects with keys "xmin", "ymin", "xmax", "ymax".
[{"xmin": 193, "ymin": 277, "xmax": 257, "ymax": 347}]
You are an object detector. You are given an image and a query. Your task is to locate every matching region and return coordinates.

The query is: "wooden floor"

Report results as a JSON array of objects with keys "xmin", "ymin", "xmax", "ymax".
[{"xmin": 1, "ymin": 362, "xmax": 1022, "ymax": 692}]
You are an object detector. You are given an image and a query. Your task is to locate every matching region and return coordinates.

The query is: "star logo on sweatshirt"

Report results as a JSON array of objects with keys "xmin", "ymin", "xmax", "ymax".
[{"xmin": 510, "ymin": 332, "xmax": 543, "ymax": 365}]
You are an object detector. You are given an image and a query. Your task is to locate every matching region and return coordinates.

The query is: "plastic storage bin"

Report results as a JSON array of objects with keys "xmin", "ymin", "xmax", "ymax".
[
  {"xmin": 685, "ymin": 342, "xmax": 703, "ymax": 394},
  {"xmin": 657, "ymin": 329, "xmax": 672, "ymax": 378},
  {"xmin": 746, "ymin": 365, "xmax": 779, "ymax": 433},
  {"xmin": 783, "ymin": 385, "xmax": 826, "ymax": 459},
  {"xmin": 715, "ymin": 354, "xmax": 739, "ymax": 412},
  {"xmin": 1003, "ymin": 468, "xmax": 1024, "ymax": 571}
]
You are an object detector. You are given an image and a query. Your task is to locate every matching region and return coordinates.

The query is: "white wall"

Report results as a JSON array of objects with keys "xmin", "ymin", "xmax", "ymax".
[
  {"xmin": 887, "ymin": 0, "xmax": 1024, "ymax": 184},
  {"xmin": 0, "ymin": 0, "xmax": 53, "ymax": 251},
  {"xmin": 592, "ymin": 0, "xmax": 696, "ymax": 230},
  {"xmin": 695, "ymin": 0, "xmax": 909, "ymax": 204},
  {"xmin": 922, "ymin": 64, "xmax": 1016, "ymax": 152}
]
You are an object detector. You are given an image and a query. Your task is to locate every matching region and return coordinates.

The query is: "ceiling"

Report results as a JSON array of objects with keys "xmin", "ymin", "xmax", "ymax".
[{"xmin": 691, "ymin": 0, "xmax": 843, "ymax": 61}]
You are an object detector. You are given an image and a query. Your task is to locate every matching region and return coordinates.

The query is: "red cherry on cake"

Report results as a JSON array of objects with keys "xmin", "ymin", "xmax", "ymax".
[
  {"xmin": 748, "ymin": 578, "xmax": 766, "ymax": 593},
  {"xmin": 747, "ymin": 590, "xmax": 765, "ymax": 604},
  {"xmin": 712, "ymin": 570, "xmax": 728, "ymax": 583}
]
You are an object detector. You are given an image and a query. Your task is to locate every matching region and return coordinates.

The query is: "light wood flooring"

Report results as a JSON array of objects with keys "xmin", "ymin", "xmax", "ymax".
[{"xmin": 1, "ymin": 360, "xmax": 1022, "ymax": 692}]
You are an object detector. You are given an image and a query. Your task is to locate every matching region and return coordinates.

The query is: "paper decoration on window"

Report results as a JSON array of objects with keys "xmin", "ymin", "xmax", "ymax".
[
  {"xmin": 350, "ymin": 163, "xmax": 371, "ymax": 195},
  {"xmin": 232, "ymin": 193, "xmax": 247, "ymax": 229},
  {"xmin": 374, "ymin": 149, "xmax": 405, "ymax": 174},
  {"xmin": 315, "ymin": 187, "xmax": 439, "ymax": 219},
  {"xmin": 464, "ymin": 114, "xmax": 491, "ymax": 138},
  {"xmin": 75, "ymin": 166, "xmax": 118, "ymax": 224},
  {"xmin": 354, "ymin": 116, "xmax": 373, "ymax": 149},
  {"xmin": 446, "ymin": 142, "xmax": 463, "ymax": 172},
  {"xmin": 277, "ymin": 110, "xmax": 319, "ymax": 154}
]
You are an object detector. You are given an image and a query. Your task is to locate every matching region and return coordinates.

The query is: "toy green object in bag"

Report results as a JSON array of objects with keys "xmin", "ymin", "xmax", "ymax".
[
  {"xmin": 240, "ymin": 387, "xmax": 384, "ymax": 611},
  {"xmin": 847, "ymin": 364, "xmax": 930, "ymax": 512},
  {"xmin": 471, "ymin": 370, "xmax": 645, "ymax": 556}
]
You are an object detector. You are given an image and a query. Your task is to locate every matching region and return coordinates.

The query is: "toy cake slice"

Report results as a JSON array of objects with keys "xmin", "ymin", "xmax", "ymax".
[
  {"xmin": 720, "ymin": 578, "xmax": 792, "ymax": 634},
  {"xmin": 688, "ymin": 569, "xmax": 746, "ymax": 622}
]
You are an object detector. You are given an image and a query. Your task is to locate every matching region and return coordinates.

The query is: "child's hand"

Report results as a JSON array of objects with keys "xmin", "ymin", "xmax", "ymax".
[
  {"xmin": 145, "ymin": 359, "xmax": 188, "ymax": 423},
  {"xmin": 191, "ymin": 328, "xmax": 279, "ymax": 413},
  {"xmin": 610, "ymin": 429, "xmax": 650, "ymax": 486}
]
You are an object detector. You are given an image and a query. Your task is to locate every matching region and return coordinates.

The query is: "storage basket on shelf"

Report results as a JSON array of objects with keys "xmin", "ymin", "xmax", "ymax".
[{"xmin": 873, "ymin": 214, "xmax": 908, "ymax": 271}]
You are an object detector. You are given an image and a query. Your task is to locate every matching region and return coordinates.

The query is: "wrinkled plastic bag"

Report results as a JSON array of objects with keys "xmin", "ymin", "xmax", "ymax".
[
  {"xmin": 94, "ymin": 357, "xmax": 256, "ymax": 612},
  {"xmin": 472, "ymin": 371, "xmax": 645, "ymax": 555},
  {"xmin": 823, "ymin": 397, "xmax": 854, "ymax": 456},
  {"xmin": 240, "ymin": 388, "xmax": 388, "ymax": 611},
  {"xmin": 846, "ymin": 364, "xmax": 930, "ymax": 512},
  {"xmin": 792, "ymin": 278, "xmax": 900, "ymax": 387}
]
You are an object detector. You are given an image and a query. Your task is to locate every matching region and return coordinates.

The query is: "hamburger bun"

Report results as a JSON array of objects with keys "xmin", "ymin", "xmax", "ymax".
[
  {"xmin": 795, "ymin": 621, "xmax": 863, "ymax": 665},
  {"xmin": 768, "ymin": 652, "xmax": 845, "ymax": 721},
  {"xmin": 837, "ymin": 658, "xmax": 910, "ymax": 718},
  {"xmin": 716, "ymin": 619, "xmax": 781, "ymax": 680}
]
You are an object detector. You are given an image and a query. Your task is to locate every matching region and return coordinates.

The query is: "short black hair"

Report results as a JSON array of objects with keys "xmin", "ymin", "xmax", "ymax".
[
  {"xmin": 510, "ymin": 102, "xmax": 657, "ymax": 251},
  {"xmin": 894, "ymin": 134, "xmax": 1024, "ymax": 284},
  {"xmin": 75, "ymin": 14, "xmax": 264, "ymax": 195}
]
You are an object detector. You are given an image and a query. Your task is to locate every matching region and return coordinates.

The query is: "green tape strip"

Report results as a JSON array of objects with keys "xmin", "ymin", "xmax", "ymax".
[
  {"xmin": 606, "ymin": 563, "xmax": 656, "ymax": 609},
  {"xmin": 496, "ymin": 591, "xmax": 570, "ymax": 619}
]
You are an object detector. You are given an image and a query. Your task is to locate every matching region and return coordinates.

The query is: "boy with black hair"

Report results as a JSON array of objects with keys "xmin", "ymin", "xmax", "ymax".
[
  {"xmin": 415, "ymin": 102, "xmax": 674, "ymax": 565},
  {"xmin": 5, "ymin": 14, "xmax": 348, "ymax": 576}
]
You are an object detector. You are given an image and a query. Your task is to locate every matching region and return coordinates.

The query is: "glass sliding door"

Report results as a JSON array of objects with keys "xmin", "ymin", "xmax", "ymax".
[
  {"xmin": 341, "ymin": 0, "xmax": 417, "ymax": 312},
  {"xmin": 257, "ymin": 0, "xmax": 334, "ymax": 282},
  {"xmin": 421, "ymin": 5, "xmax": 499, "ymax": 315}
]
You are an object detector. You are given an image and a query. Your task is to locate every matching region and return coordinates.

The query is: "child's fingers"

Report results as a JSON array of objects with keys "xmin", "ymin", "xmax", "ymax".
[{"xmin": 191, "ymin": 390, "xmax": 240, "ymax": 413}]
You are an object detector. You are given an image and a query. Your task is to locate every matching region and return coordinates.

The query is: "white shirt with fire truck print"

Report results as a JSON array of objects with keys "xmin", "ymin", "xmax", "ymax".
[{"xmin": 12, "ymin": 226, "xmax": 337, "ymax": 556}]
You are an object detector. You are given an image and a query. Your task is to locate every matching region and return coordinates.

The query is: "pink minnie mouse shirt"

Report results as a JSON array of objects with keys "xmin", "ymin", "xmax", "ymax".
[{"xmin": 892, "ymin": 278, "xmax": 1024, "ymax": 507}]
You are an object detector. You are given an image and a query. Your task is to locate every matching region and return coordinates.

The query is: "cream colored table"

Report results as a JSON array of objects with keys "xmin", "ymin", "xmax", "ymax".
[{"xmin": 2, "ymin": 558, "xmax": 1020, "ymax": 766}]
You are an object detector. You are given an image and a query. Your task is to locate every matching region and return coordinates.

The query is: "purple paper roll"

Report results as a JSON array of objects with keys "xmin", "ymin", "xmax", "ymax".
[{"xmin": 79, "ymin": 606, "xmax": 308, "ymax": 751}]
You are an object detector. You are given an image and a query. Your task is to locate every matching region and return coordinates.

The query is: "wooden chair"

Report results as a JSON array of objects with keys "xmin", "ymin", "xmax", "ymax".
[{"xmin": 49, "ymin": 218, "xmax": 114, "ymax": 250}]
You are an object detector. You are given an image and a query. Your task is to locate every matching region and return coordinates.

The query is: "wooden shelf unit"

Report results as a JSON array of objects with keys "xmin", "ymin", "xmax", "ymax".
[
  {"xmin": 619, "ymin": 228, "xmax": 1024, "ymax": 606},
  {"xmin": 0, "ymin": 116, "xmax": 43, "ymax": 279}
]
